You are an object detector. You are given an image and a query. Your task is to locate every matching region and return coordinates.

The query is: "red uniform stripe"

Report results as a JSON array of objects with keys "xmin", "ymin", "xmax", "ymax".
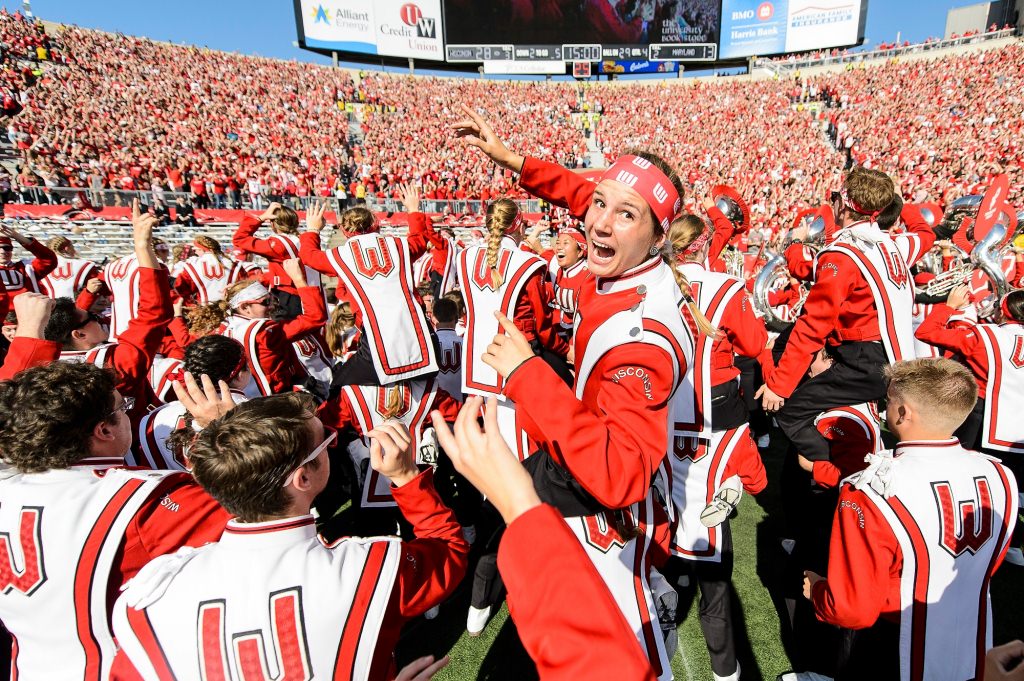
[
  {"xmin": 125, "ymin": 605, "xmax": 177, "ymax": 680},
  {"xmin": 74, "ymin": 478, "xmax": 148, "ymax": 681},
  {"xmin": 333, "ymin": 542, "xmax": 390, "ymax": 677},
  {"xmin": 888, "ymin": 497, "xmax": 931, "ymax": 681}
]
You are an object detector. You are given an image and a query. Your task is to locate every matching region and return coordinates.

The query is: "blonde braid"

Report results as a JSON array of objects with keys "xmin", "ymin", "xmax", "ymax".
[
  {"xmin": 484, "ymin": 198, "xmax": 518, "ymax": 289},
  {"xmin": 665, "ymin": 245, "xmax": 718, "ymax": 338}
]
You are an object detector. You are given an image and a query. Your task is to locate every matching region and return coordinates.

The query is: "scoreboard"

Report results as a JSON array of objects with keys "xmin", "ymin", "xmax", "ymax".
[{"xmin": 445, "ymin": 42, "xmax": 717, "ymax": 64}]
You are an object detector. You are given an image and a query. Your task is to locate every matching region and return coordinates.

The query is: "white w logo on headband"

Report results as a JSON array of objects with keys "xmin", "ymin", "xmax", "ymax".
[
  {"xmin": 652, "ymin": 183, "xmax": 668, "ymax": 204},
  {"xmin": 615, "ymin": 170, "xmax": 639, "ymax": 187},
  {"xmin": 631, "ymin": 157, "xmax": 653, "ymax": 170}
]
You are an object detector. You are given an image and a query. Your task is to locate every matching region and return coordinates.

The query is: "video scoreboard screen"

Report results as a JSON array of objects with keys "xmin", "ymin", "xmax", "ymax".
[{"xmin": 443, "ymin": 0, "xmax": 720, "ymax": 64}]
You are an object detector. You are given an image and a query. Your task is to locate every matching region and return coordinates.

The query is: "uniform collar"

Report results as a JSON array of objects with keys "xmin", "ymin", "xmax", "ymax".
[
  {"xmin": 893, "ymin": 438, "xmax": 960, "ymax": 457},
  {"xmin": 70, "ymin": 456, "xmax": 127, "ymax": 469},
  {"xmin": 595, "ymin": 255, "xmax": 664, "ymax": 294},
  {"xmin": 563, "ymin": 259, "xmax": 587, "ymax": 276},
  {"xmin": 220, "ymin": 515, "xmax": 317, "ymax": 548}
]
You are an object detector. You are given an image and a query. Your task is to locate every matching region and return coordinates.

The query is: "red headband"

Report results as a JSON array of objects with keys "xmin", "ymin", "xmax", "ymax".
[
  {"xmin": 509, "ymin": 213, "xmax": 524, "ymax": 234},
  {"xmin": 683, "ymin": 229, "xmax": 712, "ymax": 254},
  {"xmin": 600, "ymin": 155, "xmax": 681, "ymax": 232},
  {"xmin": 558, "ymin": 225, "xmax": 587, "ymax": 248},
  {"xmin": 840, "ymin": 187, "xmax": 882, "ymax": 220}
]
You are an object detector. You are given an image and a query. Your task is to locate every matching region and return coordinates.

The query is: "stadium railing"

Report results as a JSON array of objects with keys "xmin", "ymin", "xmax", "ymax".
[
  {"xmin": 14, "ymin": 188, "xmax": 546, "ymax": 216},
  {"xmin": 756, "ymin": 28, "xmax": 1018, "ymax": 73}
]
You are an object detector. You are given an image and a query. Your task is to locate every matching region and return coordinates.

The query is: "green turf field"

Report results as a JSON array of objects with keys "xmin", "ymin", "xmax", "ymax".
[{"xmin": 388, "ymin": 431, "xmax": 1024, "ymax": 681}]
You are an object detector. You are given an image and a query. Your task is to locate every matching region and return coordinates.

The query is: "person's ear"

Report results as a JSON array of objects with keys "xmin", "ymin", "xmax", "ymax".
[
  {"xmin": 292, "ymin": 466, "xmax": 315, "ymax": 493},
  {"xmin": 93, "ymin": 417, "xmax": 118, "ymax": 443}
]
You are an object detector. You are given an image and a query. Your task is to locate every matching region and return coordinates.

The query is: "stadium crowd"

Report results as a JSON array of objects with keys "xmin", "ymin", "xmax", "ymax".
[{"xmin": 0, "ymin": 9, "xmax": 1022, "ymax": 681}]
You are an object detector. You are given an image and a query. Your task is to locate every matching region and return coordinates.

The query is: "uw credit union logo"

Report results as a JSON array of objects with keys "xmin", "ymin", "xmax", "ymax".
[{"xmin": 398, "ymin": 3, "xmax": 436, "ymax": 38}]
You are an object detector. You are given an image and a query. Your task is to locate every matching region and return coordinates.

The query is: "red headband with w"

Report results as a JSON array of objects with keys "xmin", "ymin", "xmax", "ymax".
[{"xmin": 600, "ymin": 155, "xmax": 681, "ymax": 232}]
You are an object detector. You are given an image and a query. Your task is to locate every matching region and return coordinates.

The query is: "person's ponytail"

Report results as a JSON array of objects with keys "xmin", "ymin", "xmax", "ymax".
[{"xmin": 484, "ymin": 198, "xmax": 518, "ymax": 288}]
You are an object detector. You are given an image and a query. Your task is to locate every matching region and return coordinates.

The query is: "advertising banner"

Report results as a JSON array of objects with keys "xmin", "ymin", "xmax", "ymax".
[
  {"xmin": 599, "ymin": 59, "xmax": 679, "ymax": 74},
  {"xmin": 297, "ymin": 0, "xmax": 444, "ymax": 60},
  {"xmin": 719, "ymin": 0, "xmax": 863, "ymax": 58}
]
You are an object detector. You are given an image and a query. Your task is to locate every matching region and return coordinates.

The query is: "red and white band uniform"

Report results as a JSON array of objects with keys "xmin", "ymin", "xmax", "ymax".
[
  {"xmin": 319, "ymin": 377, "xmax": 460, "ymax": 508},
  {"xmin": 232, "ymin": 215, "xmax": 306, "ymax": 295},
  {"xmin": 112, "ymin": 471, "xmax": 469, "ymax": 681},
  {"xmin": 300, "ymin": 223, "xmax": 438, "ymax": 385},
  {"xmin": 915, "ymin": 306, "xmax": 1024, "ymax": 453},
  {"xmin": 663, "ymin": 262, "xmax": 768, "ymax": 561},
  {"xmin": 0, "ymin": 237, "xmax": 57, "ymax": 298},
  {"xmin": 910, "ymin": 302, "xmax": 942, "ymax": 359},
  {"xmin": 40, "ymin": 254, "xmax": 99, "ymax": 299},
  {"xmin": 174, "ymin": 252, "xmax": 246, "ymax": 305},
  {"xmin": 129, "ymin": 391, "xmax": 250, "ymax": 471},
  {"xmin": 550, "ymin": 258, "xmax": 588, "ymax": 334},
  {"xmin": 0, "ymin": 461, "xmax": 228, "ymax": 680},
  {"xmin": 219, "ymin": 285, "xmax": 327, "ymax": 397},
  {"xmin": 457, "ymin": 237, "xmax": 548, "ymax": 461},
  {"xmin": 292, "ymin": 329, "xmax": 335, "ymax": 397},
  {"xmin": 810, "ymin": 440, "xmax": 1018, "ymax": 681},
  {"xmin": 766, "ymin": 218, "xmax": 934, "ymax": 398},
  {"xmin": 436, "ymin": 327, "xmax": 465, "ymax": 403},
  {"xmin": 430, "ymin": 233, "xmax": 462, "ymax": 296},
  {"xmin": 147, "ymin": 355, "xmax": 184, "ymax": 403},
  {"xmin": 103, "ymin": 253, "xmax": 143, "ymax": 343}
]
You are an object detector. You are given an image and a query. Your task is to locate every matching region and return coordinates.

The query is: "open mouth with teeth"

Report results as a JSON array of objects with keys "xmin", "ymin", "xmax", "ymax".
[{"xmin": 591, "ymin": 239, "xmax": 615, "ymax": 262}]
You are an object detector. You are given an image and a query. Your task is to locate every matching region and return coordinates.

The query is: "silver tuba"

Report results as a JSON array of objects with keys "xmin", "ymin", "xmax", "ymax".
[
  {"xmin": 753, "ymin": 255, "xmax": 793, "ymax": 330},
  {"xmin": 921, "ymin": 244, "xmax": 972, "ymax": 296},
  {"xmin": 971, "ymin": 218, "xmax": 1011, "ymax": 299},
  {"xmin": 937, "ymin": 194, "xmax": 983, "ymax": 236},
  {"xmin": 715, "ymin": 195, "xmax": 744, "ymax": 225}
]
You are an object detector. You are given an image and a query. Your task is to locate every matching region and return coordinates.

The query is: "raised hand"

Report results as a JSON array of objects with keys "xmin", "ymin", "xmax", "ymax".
[
  {"xmin": 305, "ymin": 200, "xmax": 328, "ymax": 233},
  {"xmin": 172, "ymin": 372, "xmax": 235, "ymax": 429},
  {"xmin": 452, "ymin": 104, "xmax": 524, "ymax": 173},
  {"xmin": 260, "ymin": 201, "xmax": 283, "ymax": 222},
  {"xmin": 400, "ymin": 183, "xmax": 421, "ymax": 214},
  {"xmin": 12, "ymin": 292, "xmax": 54, "ymax": 340}
]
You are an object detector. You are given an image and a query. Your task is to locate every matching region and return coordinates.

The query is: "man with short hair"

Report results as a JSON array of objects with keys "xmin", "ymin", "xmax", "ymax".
[
  {"xmin": 801, "ymin": 358, "xmax": 1018, "ymax": 681},
  {"xmin": 113, "ymin": 393, "xmax": 469, "ymax": 680},
  {"xmin": 0, "ymin": 361, "xmax": 229, "ymax": 680}
]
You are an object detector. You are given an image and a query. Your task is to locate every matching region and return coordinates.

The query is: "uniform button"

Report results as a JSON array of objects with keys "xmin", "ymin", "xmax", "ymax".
[
  {"xmin": 636, "ymin": 285, "xmax": 647, "ymax": 295},
  {"xmin": 630, "ymin": 303, "xmax": 640, "ymax": 311},
  {"xmin": 629, "ymin": 327, "xmax": 641, "ymax": 337}
]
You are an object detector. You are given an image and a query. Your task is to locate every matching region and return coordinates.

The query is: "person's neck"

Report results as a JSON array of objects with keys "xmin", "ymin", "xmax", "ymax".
[
  {"xmin": 436, "ymin": 322, "xmax": 456, "ymax": 330},
  {"xmin": 896, "ymin": 429, "xmax": 955, "ymax": 444}
]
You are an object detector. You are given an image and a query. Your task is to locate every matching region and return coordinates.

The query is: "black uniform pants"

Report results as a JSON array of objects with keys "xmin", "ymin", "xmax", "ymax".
[
  {"xmin": 776, "ymin": 341, "xmax": 888, "ymax": 461},
  {"xmin": 662, "ymin": 524, "xmax": 738, "ymax": 679}
]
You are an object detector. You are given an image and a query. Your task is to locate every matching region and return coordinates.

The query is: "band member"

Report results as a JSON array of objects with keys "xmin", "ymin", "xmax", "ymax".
[
  {"xmin": 112, "ymin": 396, "xmax": 469, "ymax": 681},
  {"xmin": 455, "ymin": 103, "xmax": 711, "ymax": 678},
  {"xmin": 0, "ymin": 361, "xmax": 229, "ymax": 680},
  {"xmin": 804, "ymin": 359, "xmax": 1018, "ymax": 681},
  {"xmin": 187, "ymin": 261, "xmax": 326, "ymax": 397},
  {"xmin": 232, "ymin": 201, "xmax": 312, "ymax": 316},
  {"xmin": 659, "ymin": 213, "xmax": 769, "ymax": 681},
  {"xmin": 758, "ymin": 168, "xmax": 935, "ymax": 464},
  {"xmin": 432, "ymin": 297, "xmax": 464, "ymax": 403},
  {"xmin": 130, "ymin": 336, "xmax": 251, "ymax": 471},
  {"xmin": 549, "ymin": 224, "xmax": 588, "ymax": 339},
  {"xmin": 915, "ymin": 285, "xmax": 1024, "ymax": 565},
  {"xmin": 44, "ymin": 207, "xmax": 170, "ymax": 419},
  {"xmin": 299, "ymin": 191, "xmax": 439, "ymax": 389},
  {"xmin": 39, "ymin": 236, "xmax": 99, "ymax": 299},
  {"xmin": 173, "ymin": 235, "xmax": 246, "ymax": 305},
  {"xmin": 0, "ymin": 224, "xmax": 57, "ymax": 298}
]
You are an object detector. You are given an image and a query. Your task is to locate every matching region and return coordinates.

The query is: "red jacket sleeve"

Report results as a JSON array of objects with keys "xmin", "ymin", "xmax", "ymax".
[
  {"xmin": 0, "ymin": 337, "xmax": 61, "ymax": 380},
  {"xmin": 517, "ymin": 157, "xmax": 595, "ymax": 220},
  {"xmin": 252, "ymin": 323, "xmax": 300, "ymax": 395},
  {"xmin": 705, "ymin": 205, "xmax": 737, "ymax": 267},
  {"xmin": 504, "ymin": 345, "xmax": 676, "ymax": 510},
  {"xmin": 25, "ymin": 239, "xmax": 57, "ymax": 280},
  {"xmin": 811, "ymin": 460, "xmax": 843, "ymax": 489},
  {"xmin": 168, "ymin": 317, "xmax": 200, "ymax": 349},
  {"xmin": 75, "ymin": 286, "xmax": 97, "ymax": 312},
  {"xmin": 783, "ymin": 243, "xmax": 815, "ymax": 282},
  {"xmin": 522, "ymin": 272, "xmax": 570, "ymax": 357},
  {"xmin": 172, "ymin": 267, "xmax": 198, "ymax": 302},
  {"xmin": 388, "ymin": 468, "xmax": 469, "ymax": 617},
  {"xmin": 722, "ymin": 434, "xmax": 767, "ymax": 494},
  {"xmin": 231, "ymin": 215, "xmax": 288, "ymax": 261},
  {"xmin": 897, "ymin": 204, "xmax": 938, "ymax": 266},
  {"xmin": 278, "ymin": 286, "xmax": 328, "ymax": 341},
  {"xmin": 721, "ymin": 291, "xmax": 767, "ymax": 359},
  {"xmin": 109, "ymin": 267, "xmax": 172, "ymax": 398},
  {"xmin": 767, "ymin": 252, "xmax": 854, "ymax": 397},
  {"xmin": 298, "ymin": 232, "xmax": 337, "ymax": 276},
  {"xmin": 114, "ymin": 474, "xmax": 230, "ymax": 585},
  {"xmin": 913, "ymin": 303, "xmax": 981, "ymax": 356},
  {"xmin": 499, "ymin": 504, "xmax": 657, "ymax": 681},
  {"xmin": 405, "ymin": 212, "xmax": 435, "ymax": 262},
  {"xmin": 811, "ymin": 485, "xmax": 901, "ymax": 629}
]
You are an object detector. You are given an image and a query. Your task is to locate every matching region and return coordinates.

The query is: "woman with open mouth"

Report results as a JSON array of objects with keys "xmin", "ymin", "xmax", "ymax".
[{"xmin": 453, "ymin": 103, "xmax": 714, "ymax": 680}]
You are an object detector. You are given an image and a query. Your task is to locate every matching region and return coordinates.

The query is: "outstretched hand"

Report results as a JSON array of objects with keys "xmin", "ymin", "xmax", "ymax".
[
  {"xmin": 305, "ymin": 200, "xmax": 328, "ymax": 233},
  {"xmin": 452, "ymin": 104, "xmax": 524, "ymax": 173},
  {"xmin": 431, "ymin": 396, "xmax": 540, "ymax": 525},
  {"xmin": 367, "ymin": 421, "xmax": 419, "ymax": 487}
]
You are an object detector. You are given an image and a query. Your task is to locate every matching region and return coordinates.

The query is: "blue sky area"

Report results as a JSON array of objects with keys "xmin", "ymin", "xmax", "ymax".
[{"xmin": 0, "ymin": 0, "xmax": 994, "ymax": 77}]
